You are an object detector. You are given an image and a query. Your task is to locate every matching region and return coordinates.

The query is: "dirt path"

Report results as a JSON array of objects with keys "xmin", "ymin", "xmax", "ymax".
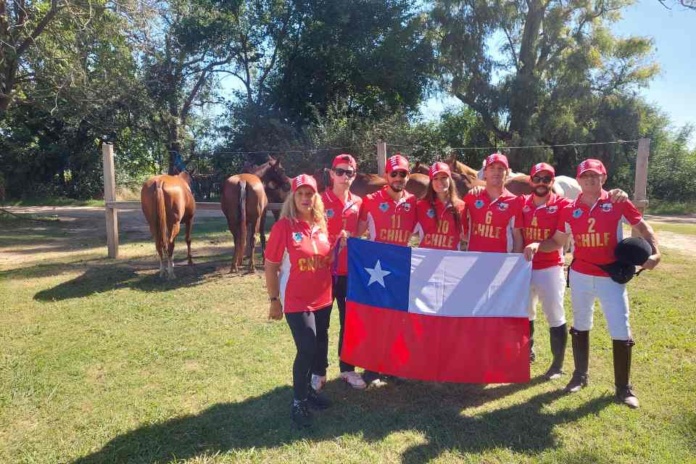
[{"xmin": 2, "ymin": 207, "xmax": 695, "ymax": 268}]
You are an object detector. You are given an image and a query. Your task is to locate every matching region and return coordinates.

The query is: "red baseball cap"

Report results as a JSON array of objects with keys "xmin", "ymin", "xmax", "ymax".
[
  {"xmin": 530, "ymin": 162, "xmax": 555, "ymax": 178},
  {"xmin": 292, "ymin": 174, "xmax": 318, "ymax": 193},
  {"xmin": 576, "ymin": 159, "xmax": 607, "ymax": 177},
  {"xmin": 485, "ymin": 153, "xmax": 509, "ymax": 169},
  {"xmin": 386, "ymin": 154, "xmax": 410, "ymax": 174},
  {"xmin": 429, "ymin": 162, "xmax": 452, "ymax": 180},
  {"xmin": 332, "ymin": 154, "xmax": 357, "ymax": 170}
]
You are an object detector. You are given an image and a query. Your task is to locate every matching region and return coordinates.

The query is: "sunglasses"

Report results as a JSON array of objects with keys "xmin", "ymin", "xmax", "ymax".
[
  {"xmin": 532, "ymin": 175, "xmax": 553, "ymax": 184},
  {"xmin": 333, "ymin": 168, "xmax": 355, "ymax": 178},
  {"xmin": 389, "ymin": 171, "xmax": 408, "ymax": 178}
]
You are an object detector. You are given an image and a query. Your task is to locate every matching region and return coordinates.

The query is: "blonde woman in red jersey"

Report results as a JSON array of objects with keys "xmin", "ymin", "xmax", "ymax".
[
  {"xmin": 415, "ymin": 162, "xmax": 467, "ymax": 250},
  {"xmin": 265, "ymin": 174, "xmax": 334, "ymax": 428}
]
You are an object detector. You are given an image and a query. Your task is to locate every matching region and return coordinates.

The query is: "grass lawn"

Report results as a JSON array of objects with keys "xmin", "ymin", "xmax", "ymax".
[{"xmin": 0, "ymin": 216, "xmax": 694, "ymax": 463}]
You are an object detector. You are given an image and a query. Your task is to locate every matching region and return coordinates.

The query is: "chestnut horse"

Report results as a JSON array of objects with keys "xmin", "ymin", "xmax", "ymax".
[
  {"xmin": 221, "ymin": 174, "xmax": 268, "ymax": 273},
  {"xmin": 141, "ymin": 171, "xmax": 196, "ymax": 279}
]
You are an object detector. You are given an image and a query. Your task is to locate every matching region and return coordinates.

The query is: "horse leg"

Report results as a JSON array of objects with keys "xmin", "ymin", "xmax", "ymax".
[
  {"xmin": 259, "ymin": 210, "xmax": 267, "ymax": 265},
  {"xmin": 156, "ymin": 238, "xmax": 166, "ymax": 278},
  {"xmin": 167, "ymin": 222, "xmax": 181, "ymax": 280},
  {"xmin": 185, "ymin": 219, "xmax": 193, "ymax": 266},
  {"xmin": 247, "ymin": 221, "xmax": 256, "ymax": 274},
  {"xmin": 230, "ymin": 227, "xmax": 239, "ymax": 274}
]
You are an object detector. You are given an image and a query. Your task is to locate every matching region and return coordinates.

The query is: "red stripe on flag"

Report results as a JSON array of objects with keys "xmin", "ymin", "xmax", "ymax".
[{"xmin": 342, "ymin": 301, "xmax": 530, "ymax": 383}]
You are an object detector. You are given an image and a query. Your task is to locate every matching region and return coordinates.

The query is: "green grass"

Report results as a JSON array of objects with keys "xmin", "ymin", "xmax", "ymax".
[
  {"xmin": 2, "ymin": 197, "xmax": 106, "ymax": 207},
  {"xmin": 646, "ymin": 200, "xmax": 696, "ymax": 216},
  {"xmin": 1, "ymin": 220, "xmax": 695, "ymax": 463},
  {"xmin": 650, "ymin": 222, "xmax": 696, "ymax": 236}
]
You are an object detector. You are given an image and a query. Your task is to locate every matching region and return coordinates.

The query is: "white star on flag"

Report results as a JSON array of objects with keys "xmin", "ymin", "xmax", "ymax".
[{"xmin": 365, "ymin": 260, "xmax": 391, "ymax": 288}]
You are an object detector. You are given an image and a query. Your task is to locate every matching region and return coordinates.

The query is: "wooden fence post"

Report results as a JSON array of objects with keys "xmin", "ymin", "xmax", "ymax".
[
  {"xmin": 102, "ymin": 142, "xmax": 119, "ymax": 258},
  {"xmin": 376, "ymin": 141, "xmax": 387, "ymax": 174},
  {"xmin": 632, "ymin": 138, "xmax": 650, "ymax": 237}
]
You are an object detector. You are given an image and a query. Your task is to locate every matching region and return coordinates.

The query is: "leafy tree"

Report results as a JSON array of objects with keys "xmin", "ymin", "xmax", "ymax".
[{"xmin": 431, "ymin": 0, "xmax": 659, "ymax": 170}]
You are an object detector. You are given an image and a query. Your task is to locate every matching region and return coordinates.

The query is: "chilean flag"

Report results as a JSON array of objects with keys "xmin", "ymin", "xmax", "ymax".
[{"xmin": 343, "ymin": 238, "xmax": 532, "ymax": 383}]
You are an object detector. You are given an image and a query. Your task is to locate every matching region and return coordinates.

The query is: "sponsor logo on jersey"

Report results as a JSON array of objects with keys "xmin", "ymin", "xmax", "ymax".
[
  {"xmin": 498, "ymin": 202, "xmax": 509, "ymax": 211},
  {"xmin": 523, "ymin": 205, "xmax": 531, "ymax": 213},
  {"xmin": 600, "ymin": 203, "xmax": 613, "ymax": 212},
  {"xmin": 475, "ymin": 199, "xmax": 485, "ymax": 209},
  {"xmin": 379, "ymin": 202, "xmax": 389, "ymax": 212},
  {"xmin": 402, "ymin": 202, "xmax": 412, "ymax": 212},
  {"xmin": 427, "ymin": 208, "xmax": 436, "ymax": 218},
  {"xmin": 547, "ymin": 205, "xmax": 558, "ymax": 214},
  {"xmin": 292, "ymin": 232, "xmax": 303, "ymax": 243},
  {"xmin": 572, "ymin": 208, "xmax": 583, "ymax": 218},
  {"xmin": 326, "ymin": 208, "xmax": 335, "ymax": 219}
]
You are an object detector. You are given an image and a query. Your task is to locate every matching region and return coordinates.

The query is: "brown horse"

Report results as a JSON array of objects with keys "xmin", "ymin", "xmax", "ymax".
[
  {"xmin": 244, "ymin": 156, "xmax": 291, "ymax": 218},
  {"xmin": 445, "ymin": 155, "xmax": 480, "ymax": 179},
  {"xmin": 221, "ymin": 173, "xmax": 268, "ymax": 273},
  {"xmin": 140, "ymin": 171, "xmax": 196, "ymax": 279},
  {"xmin": 409, "ymin": 162, "xmax": 484, "ymax": 197},
  {"xmin": 313, "ymin": 168, "xmax": 438, "ymax": 200}
]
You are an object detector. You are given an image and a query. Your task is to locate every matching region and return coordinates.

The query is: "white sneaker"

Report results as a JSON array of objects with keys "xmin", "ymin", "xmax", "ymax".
[
  {"xmin": 311, "ymin": 374, "xmax": 326, "ymax": 392},
  {"xmin": 340, "ymin": 371, "xmax": 367, "ymax": 390}
]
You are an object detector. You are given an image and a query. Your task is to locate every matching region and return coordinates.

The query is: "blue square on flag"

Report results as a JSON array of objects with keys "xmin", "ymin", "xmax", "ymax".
[{"xmin": 346, "ymin": 238, "xmax": 410, "ymax": 311}]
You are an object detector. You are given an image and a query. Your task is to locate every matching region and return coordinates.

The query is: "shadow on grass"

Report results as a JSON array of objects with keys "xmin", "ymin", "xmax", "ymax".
[
  {"xmin": 31, "ymin": 255, "xmax": 254, "ymax": 300},
  {"xmin": 72, "ymin": 380, "xmax": 612, "ymax": 463}
]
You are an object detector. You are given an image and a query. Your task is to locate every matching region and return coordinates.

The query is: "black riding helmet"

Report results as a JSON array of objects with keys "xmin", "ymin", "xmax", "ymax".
[{"xmin": 615, "ymin": 237, "xmax": 652, "ymax": 266}]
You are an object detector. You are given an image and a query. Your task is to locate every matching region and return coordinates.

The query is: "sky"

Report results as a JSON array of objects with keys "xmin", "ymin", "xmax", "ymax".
[{"xmin": 420, "ymin": 0, "xmax": 696, "ymax": 139}]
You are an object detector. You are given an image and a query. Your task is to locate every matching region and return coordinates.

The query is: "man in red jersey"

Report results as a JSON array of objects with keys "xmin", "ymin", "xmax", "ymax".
[
  {"xmin": 320, "ymin": 154, "xmax": 367, "ymax": 390},
  {"xmin": 463, "ymin": 153, "xmax": 524, "ymax": 253},
  {"xmin": 524, "ymin": 159, "xmax": 660, "ymax": 408},
  {"xmin": 521, "ymin": 162, "xmax": 627, "ymax": 378},
  {"xmin": 356, "ymin": 153, "xmax": 417, "ymax": 386},
  {"xmin": 357, "ymin": 153, "xmax": 417, "ymax": 246}
]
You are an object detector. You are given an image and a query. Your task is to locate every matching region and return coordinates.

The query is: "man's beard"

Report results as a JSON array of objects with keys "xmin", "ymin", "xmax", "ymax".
[
  {"xmin": 390, "ymin": 184, "xmax": 404, "ymax": 192},
  {"xmin": 533, "ymin": 186, "xmax": 550, "ymax": 197}
]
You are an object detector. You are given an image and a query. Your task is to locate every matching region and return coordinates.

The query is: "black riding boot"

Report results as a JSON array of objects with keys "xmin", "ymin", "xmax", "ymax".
[
  {"xmin": 529, "ymin": 320, "xmax": 536, "ymax": 363},
  {"xmin": 564, "ymin": 327, "xmax": 589, "ymax": 393},
  {"xmin": 544, "ymin": 323, "xmax": 567, "ymax": 380},
  {"xmin": 613, "ymin": 339, "xmax": 639, "ymax": 409}
]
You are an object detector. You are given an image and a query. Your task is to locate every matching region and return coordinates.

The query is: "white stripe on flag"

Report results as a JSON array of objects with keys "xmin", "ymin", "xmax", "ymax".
[{"xmin": 409, "ymin": 248, "xmax": 531, "ymax": 318}]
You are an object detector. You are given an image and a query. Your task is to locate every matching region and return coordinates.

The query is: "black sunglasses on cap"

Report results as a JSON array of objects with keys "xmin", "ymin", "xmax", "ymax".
[
  {"xmin": 333, "ymin": 168, "xmax": 355, "ymax": 178},
  {"xmin": 532, "ymin": 175, "xmax": 553, "ymax": 184},
  {"xmin": 389, "ymin": 171, "xmax": 408, "ymax": 178}
]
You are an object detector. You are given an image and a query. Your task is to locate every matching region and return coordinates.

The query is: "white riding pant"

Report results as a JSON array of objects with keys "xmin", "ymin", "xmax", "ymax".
[
  {"xmin": 568, "ymin": 269, "xmax": 631, "ymax": 340},
  {"xmin": 527, "ymin": 266, "xmax": 567, "ymax": 328}
]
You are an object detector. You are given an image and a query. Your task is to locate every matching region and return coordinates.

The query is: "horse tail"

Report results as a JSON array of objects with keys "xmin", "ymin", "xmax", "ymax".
[
  {"xmin": 155, "ymin": 179, "xmax": 168, "ymax": 253},
  {"xmin": 238, "ymin": 180, "xmax": 248, "ymax": 260}
]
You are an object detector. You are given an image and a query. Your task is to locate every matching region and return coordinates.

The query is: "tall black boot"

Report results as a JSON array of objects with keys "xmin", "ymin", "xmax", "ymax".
[
  {"xmin": 529, "ymin": 320, "xmax": 536, "ymax": 363},
  {"xmin": 564, "ymin": 327, "xmax": 589, "ymax": 393},
  {"xmin": 544, "ymin": 323, "xmax": 567, "ymax": 380},
  {"xmin": 613, "ymin": 339, "xmax": 639, "ymax": 408}
]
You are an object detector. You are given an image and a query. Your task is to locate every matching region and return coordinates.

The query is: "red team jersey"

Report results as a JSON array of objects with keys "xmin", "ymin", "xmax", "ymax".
[
  {"xmin": 264, "ymin": 217, "xmax": 333, "ymax": 313},
  {"xmin": 415, "ymin": 198, "xmax": 467, "ymax": 250},
  {"xmin": 521, "ymin": 193, "xmax": 572, "ymax": 270},
  {"xmin": 359, "ymin": 187, "xmax": 417, "ymax": 246},
  {"xmin": 558, "ymin": 190, "xmax": 643, "ymax": 277},
  {"xmin": 464, "ymin": 189, "xmax": 524, "ymax": 252},
  {"xmin": 321, "ymin": 189, "xmax": 362, "ymax": 276}
]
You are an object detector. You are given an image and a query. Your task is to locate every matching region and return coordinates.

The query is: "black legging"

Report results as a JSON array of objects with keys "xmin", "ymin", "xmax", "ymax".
[
  {"xmin": 333, "ymin": 275, "xmax": 355, "ymax": 372},
  {"xmin": 285, "ymin": 305, "xmax": 332, "ymax": 400}
]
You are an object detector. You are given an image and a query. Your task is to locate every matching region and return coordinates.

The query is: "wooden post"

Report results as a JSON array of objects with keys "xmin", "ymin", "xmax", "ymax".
[
  {"xmin": 102, "ymin": 142, "xmax": 119, "ymax": 258},
  {"xmin": 376, "ymin": 141, "xmax": 387, "ymax": 174},
  {"xmin": 632, "ymin": 138, "xmax": 650, "ymax": 237}
]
